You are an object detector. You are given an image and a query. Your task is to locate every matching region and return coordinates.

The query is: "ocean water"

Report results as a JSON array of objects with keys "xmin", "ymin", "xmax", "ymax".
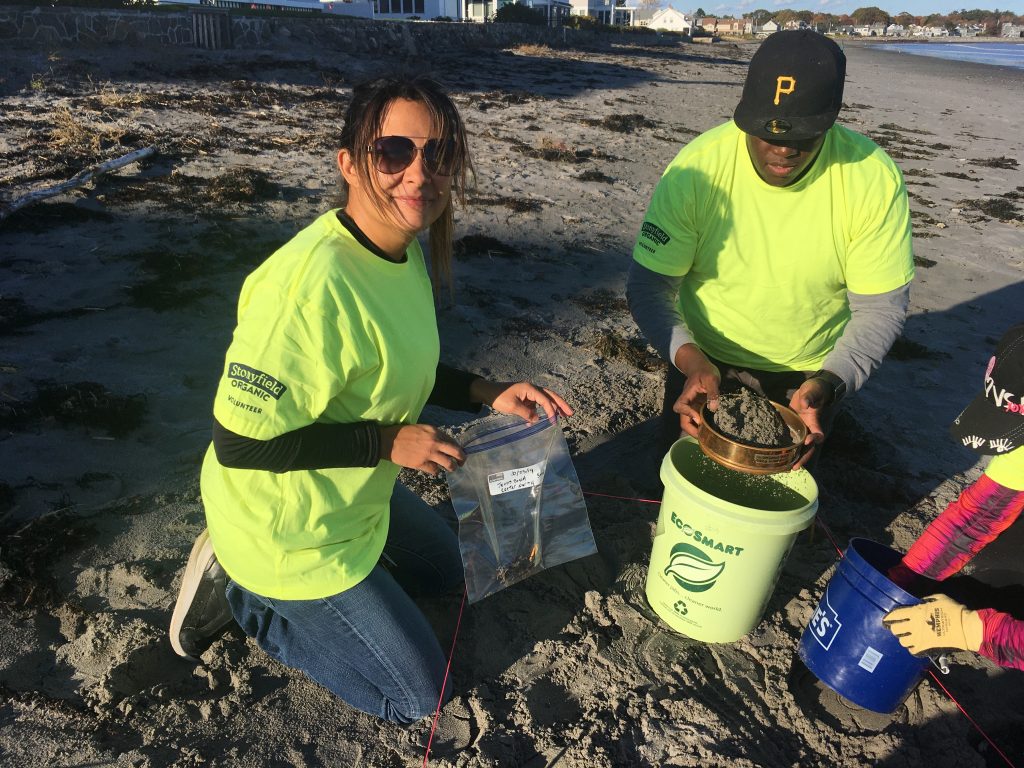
[{"xmin": 879, "ymin": 41, "xmax": 1024, "ymax": 70}]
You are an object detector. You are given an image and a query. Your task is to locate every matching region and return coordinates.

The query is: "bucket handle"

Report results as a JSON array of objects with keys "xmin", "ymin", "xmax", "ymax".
[{"xmin": 929, "ymin": 654, "xmax": 950, "ymax": 675}]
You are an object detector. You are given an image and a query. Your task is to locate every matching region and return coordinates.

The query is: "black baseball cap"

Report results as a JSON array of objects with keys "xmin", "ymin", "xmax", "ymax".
[
  {"xmin": 950, "ymin": 323, "xmax": 1024, "ymax": 455},
  {"xmin": 733, "ymin": 30, "xmax": 846, "ymax": 141}
]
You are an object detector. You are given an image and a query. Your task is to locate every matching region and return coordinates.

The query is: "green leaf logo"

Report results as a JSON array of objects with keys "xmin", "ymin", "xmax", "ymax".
[{"xmin": 664, "ymin": 543, "xmax": 725, "ymax": 593}]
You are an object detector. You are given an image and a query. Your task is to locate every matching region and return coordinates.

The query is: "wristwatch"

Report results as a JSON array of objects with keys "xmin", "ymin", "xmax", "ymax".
[{"xmin": 809, "ymin": 369, "xmax": 847, "ymax": 407}]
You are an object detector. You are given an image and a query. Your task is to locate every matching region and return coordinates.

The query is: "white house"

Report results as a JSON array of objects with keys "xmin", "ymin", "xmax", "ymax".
[
  {"xmin": 760, "ymin": 19, "xmax": 778, "ymax": 33},
  {"xmin": 639, "ymin": 6, "xmax": 692, "ymax": 33}
]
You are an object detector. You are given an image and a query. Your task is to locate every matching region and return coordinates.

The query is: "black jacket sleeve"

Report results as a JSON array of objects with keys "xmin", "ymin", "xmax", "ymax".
[
  {"xmin": 212, "ymin": 363, "xmax": 482, "ymax": 472},
  {"xmin": 212, "ymin": 418, "xmax": 381, "ymax": 472},
  {"xmin": 426, "ymin": 362, "xmax": 481, "ymax": 413}
]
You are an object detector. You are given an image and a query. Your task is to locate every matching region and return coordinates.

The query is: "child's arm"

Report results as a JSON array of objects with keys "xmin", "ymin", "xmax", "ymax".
[{"xmin": 903, "ymin": 474, "xmax": 1024, "ymax": 581}]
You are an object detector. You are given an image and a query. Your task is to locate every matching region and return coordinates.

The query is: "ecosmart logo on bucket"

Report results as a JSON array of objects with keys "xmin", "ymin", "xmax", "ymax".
[{"xmin": 663, "ymin": 543, "xmax": 725, "ymax": 593}]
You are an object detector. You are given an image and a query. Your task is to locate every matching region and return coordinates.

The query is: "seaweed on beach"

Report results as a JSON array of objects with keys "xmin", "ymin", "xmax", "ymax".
[
  {"xmin": 501, "ymin": 315, "xmax": 551, "ymax": 342},
  {"xmin": 0, "ymin": 381, "xmax": 146, "ymax": 437},
  {"xmin": 573, "ymin": 288, "xmax": 628, "ymax": 317},
  {"xmin": 957, "ymin": 196, "xmax": 1023, "ymax": 222},
  {"xmin": 34, "ymin": 381, "xmax": 147, "ymax": 436},
  {"xmin": 0, "ymin": 506, "xmax": 96, "ymax": 611},
  {"xmin": 940, "ymin": 171, "xmax": 973, "ymax": 180},
  {"xmin": 902, "ymin": 168, "xmax": 933, "ymax": 178},
  {"xmin": 467, "ymin": 195, "xmax": 543, "ymax": 213},
  {"xmin": 454, "ymin": 234, "xmax": 519, "ymax": 260},
  {"xmin": 578, "ymin": 169, "xmax": 615, "ymax": 183},
  {"xmin": 970, "ymin": 156, "xmax": 1019, "ymax": 170},
  {"xmin": 0, "ymin": 202, "xmax": 114, "ymax": 233},
  {"xmin": 878, "ymin": 123, "xmax": 932, "ymax": 135},
  {"xmin": 494, "ymin": 132, "xmax": 595, "ymax": 164},
  {"xmin": 910, "ymin": 210, "xmax": 940, "ymax": 225},
  {"xmin": 887, "ymin": 335, "xmax": 948, "ymax": 361},
  {"xmin": 593, "ymin": 331, "xmax": 665, "ymax": 372},
  {"xmin": 583, "ymin": 113, "xmax": 657, "ymax": 133},
  {"xmin": 914, "ymin": 254, "xmax": 937, "ymax": 268}
]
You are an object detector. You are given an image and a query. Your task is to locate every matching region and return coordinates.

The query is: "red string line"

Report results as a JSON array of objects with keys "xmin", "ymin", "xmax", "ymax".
[
  {"xmin": 423, "ymin": 490, "xmax": 1016, "ymax": 767},
  {"xmin": 582, "ymin": 490, "xmax": 662, "ymax": 504},
  {"xmin": 423, "ymin": 586, "xmax": 468, "ymax": 768},
  {"xmin": 926, "ymin": 669, "xmax": 1017, "ymax": 768}
]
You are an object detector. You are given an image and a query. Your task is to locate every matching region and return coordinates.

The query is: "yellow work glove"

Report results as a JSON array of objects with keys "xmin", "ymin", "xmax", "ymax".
[{"xmin": 882, "ymin": 594, "xmax": 984, "ymax": 656}]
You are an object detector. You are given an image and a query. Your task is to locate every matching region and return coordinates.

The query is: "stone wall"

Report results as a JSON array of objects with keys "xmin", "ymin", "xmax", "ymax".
[{"xmin": 0, "ymin": 4, "xmax": 674, "ymax": 52}]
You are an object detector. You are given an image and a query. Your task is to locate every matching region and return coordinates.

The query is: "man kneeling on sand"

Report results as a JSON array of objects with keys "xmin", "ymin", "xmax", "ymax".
[{"xmin": 628, "ymin": 30, "xmax": 915, "ymax": 468}]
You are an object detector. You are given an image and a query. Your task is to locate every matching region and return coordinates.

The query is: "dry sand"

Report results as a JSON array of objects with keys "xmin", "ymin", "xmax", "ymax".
[{"xmin": 1, "ymin": 34, "xmax": 1023, "ymax": 768}]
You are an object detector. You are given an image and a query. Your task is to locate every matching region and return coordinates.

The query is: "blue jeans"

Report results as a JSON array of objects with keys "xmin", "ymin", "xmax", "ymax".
[{"xmin": 225, "ymin": 483, "xmax": 464, "ymax": 724}]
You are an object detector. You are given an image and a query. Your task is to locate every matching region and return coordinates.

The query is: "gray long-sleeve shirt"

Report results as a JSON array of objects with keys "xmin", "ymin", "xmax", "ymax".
[{"xmin": 626, "ymin": 259, "xmax": 910, "ymax": 395}]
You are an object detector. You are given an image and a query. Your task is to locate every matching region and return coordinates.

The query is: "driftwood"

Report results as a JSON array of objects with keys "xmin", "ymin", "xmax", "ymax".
[{"xmin": 0, "ymin": 146, "xmax": 156, "ymax": 224}]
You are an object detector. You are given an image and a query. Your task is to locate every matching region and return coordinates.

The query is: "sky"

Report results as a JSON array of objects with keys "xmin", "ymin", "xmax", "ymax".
[{"xmin": 672, "ymin": 0, "xmax": 1024, "ymax": 18}]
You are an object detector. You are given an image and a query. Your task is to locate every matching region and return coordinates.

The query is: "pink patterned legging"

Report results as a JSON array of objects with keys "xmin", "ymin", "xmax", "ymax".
[{"xmin": 902, "ymin": 474, "xmax": 1024, "ymax": 671}]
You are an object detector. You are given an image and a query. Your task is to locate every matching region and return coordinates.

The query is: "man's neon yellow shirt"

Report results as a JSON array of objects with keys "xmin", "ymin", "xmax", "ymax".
[
  {"xmin": 201, "ymin": 211, "xmax": 439, "ymax": 600},
  {"xmin": 633, "ymin": 120, "xmax": 914, "ymax": 371}
]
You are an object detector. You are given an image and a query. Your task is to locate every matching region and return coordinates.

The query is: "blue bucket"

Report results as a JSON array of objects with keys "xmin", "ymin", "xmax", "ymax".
[{"xmin": 798, "ymin": 538, "xmax": 929, "ymax": 713}]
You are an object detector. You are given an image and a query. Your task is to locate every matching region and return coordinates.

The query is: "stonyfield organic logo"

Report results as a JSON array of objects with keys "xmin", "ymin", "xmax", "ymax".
[
  {"xmin": 640, "ymin": 221, "xmax": 671, "ymax": 246},
  {"xmin": 664, "ymin": 542, "xmax": 725, "ymax": 593},
  {"xmin": 227, "ymin": 363, "xmax": 287, "ymax": 401}
]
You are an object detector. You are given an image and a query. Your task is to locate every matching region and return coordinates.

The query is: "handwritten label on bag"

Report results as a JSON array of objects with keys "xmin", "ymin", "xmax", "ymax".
[{"xmin": 487, "ymin": 461, "xmax": 546, "ymax": 496}]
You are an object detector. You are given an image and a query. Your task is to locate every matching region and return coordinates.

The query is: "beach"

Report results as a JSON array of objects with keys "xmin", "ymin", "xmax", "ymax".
[{"xmin": 1, "ymin": 32, "xmax": 1023, "ymax": 767}]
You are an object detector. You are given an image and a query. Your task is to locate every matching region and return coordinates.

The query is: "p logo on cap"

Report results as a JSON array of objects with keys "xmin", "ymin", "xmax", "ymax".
[
  {"xmin": 733, "ymin": 30, "xmax": 846, "ymax": 141},
  {"xmin": 774, "ymin": 76, "xmax": 796, "ymax": 105}
]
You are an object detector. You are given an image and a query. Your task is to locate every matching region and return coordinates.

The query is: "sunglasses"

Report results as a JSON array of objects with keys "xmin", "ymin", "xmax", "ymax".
[{"xmin": 368, "ymin": 136, "xmax": 458, "ymax": 176}]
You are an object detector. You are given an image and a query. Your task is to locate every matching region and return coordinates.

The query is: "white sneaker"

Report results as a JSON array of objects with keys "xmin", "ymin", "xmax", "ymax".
[{"xmin": 169, "ymin": 529, "xmax": 233, "ymax": 660}]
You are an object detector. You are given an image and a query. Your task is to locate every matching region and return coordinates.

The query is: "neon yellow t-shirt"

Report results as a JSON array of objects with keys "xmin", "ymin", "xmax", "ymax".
[
  {"xmin": 633, "ymin": 120, "xmax": 914, "ymax": 371},
  {"xmin": 985, "ymin": 447, "xmax": 1024, "ymax": 491},
  {"xmin": 201, "ymin": 210, "xmax": 440, "ymax": 600}
]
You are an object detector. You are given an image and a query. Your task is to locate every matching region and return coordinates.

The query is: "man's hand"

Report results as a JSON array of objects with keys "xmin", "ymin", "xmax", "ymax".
[
  {"xmin": 789, "ymin": 378, "xmax": 828, "ymax": 469},
  {"xmin": 380, "ymin": 424, "xmax": 466, "ymax": 476},
  {"xmin": 883, "ymin": 594, "xmax": 984, "ymax": 656},
  {"xmin": 672, "ymin": 344, "xmax": 720, "ymax": 438},
  {"xmin": 470, "ymin": 380, "xmax": 573, "ymax": 423}
]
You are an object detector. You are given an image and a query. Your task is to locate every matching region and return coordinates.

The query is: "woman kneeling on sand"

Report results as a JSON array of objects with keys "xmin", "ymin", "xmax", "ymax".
[{"xmin": 168, "ymin": 74, "xmax": 572, "ymax": 724}]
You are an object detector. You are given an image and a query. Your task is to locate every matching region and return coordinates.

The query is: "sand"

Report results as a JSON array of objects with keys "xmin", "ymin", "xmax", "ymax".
[{"xmin": 1, "ymin": 34, "xmax": 1023, "ymax": 767}]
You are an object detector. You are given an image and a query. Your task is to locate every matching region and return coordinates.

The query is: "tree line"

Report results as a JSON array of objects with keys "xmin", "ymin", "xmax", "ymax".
[{"xmin": 731, "ymin": 6, "xmax": 1024, "ymax": 32}]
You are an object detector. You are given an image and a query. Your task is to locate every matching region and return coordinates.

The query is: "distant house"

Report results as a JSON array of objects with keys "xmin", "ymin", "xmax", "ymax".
[
  {"xmin": 761, "ymin": 19, "xmax": 779, "ymax": 33},
  {"xmin": 883, "ymin": 23, "xmax": 906, "ymax": 36},
  {"xmin": 161, "ymin": 0, "xmax": 325, "ymax": 11},
  {"xmin": 638, "ymin": 6, "xmax": 692, "ymax": 33},
  {"xmin": 910, "ymin": 24, "xmax": 949, "ymax": 36},
  {"xmin": 570, "ymin": 0, "xmax": 634, "ymax": 24},
  {"xmin": 700, "ymin": 16, "xmax": 750, "ymax": 34},
  {"xmin": 953, "ymin": 23, "xmax": 984, "ymax": 37},
  {"xmin": 374, "ymin": 0, "xmax": 458, "ymax": 17},
  {"xmin": 322, "ymin": 0, "xmax": 374, "ymax": 16},
  {"xmin": 1002, "ymin": 22, "xmax": 1024, "ymax": 37}
]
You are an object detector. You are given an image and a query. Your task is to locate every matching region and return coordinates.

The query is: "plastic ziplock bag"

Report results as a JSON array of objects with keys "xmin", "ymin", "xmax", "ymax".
[{"xmin": 446, "ymin": 413, "xmax": 597, "ymax": 603}]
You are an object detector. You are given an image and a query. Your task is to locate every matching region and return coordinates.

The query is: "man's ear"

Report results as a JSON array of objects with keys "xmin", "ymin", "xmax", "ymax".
[{"xmin": 338, "ymin": 149, "xmax": 360, "ymax": 187}]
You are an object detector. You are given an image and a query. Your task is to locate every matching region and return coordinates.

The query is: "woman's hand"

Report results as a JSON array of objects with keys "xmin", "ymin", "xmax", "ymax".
[
  {"xmin": 789, "ymin": 378, "xmax": 828, "ymax": 470},
  {"xmin": 380, "ymin": 424, "xmax": 465, "ymax": 476},
  {"xmin": 672, "ymin": 344, "xmax": 720, "ymax": 438},
  {"xmin": 470, "ymin": 379, "xmax": 573, "ymax": 423}
]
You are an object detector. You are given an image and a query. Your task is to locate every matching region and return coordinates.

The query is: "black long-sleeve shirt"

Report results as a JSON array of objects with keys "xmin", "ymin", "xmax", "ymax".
[{"xmin": 212, "ymin": 362, "xmax": 480, "ymax": 472}]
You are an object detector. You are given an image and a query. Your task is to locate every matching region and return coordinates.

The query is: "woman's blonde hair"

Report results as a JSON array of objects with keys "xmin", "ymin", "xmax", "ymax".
[{"xmin": 338, "ymin": 74, "xmax": 473, "ymax": 290}]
